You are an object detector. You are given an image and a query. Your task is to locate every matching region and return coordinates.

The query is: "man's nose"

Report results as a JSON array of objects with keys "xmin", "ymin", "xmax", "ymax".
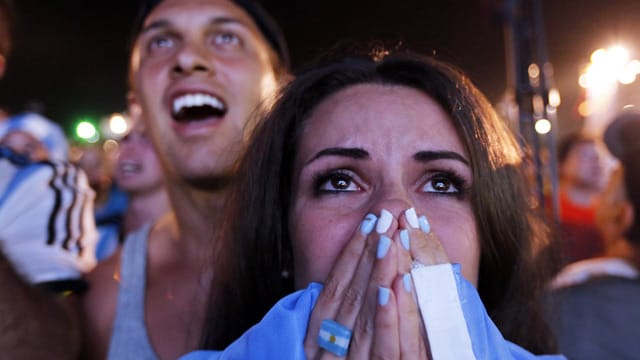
[{"xmin": 172, "ymin": 41, "xmax": 215, "ymax": 76}]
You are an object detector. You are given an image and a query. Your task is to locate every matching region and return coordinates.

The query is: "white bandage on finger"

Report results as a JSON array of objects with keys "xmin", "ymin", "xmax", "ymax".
[{"xmin": 411, "ymin": 262, "xmax": 475, "ymax": 360}]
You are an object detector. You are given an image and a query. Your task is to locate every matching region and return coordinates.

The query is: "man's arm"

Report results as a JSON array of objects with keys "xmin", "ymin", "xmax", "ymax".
[{"xmin": 0, "ymin": 249, "xmax": 80, "ymax": 358}]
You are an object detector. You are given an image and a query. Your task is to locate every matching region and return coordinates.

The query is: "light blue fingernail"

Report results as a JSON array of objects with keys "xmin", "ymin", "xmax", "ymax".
[
  {"xmin": 418, "ymin": 215, "xmax": 431, "ymax": 233},
  {"xmin": 400, "ymin": 229, "xmax": 410, "ymax": 251},
  {"xmin": 376, "ymin": 235, "xmax": 392, "ymax": 259},
  {"xmin": 360, "ymin": 213, "xmax": 377, "ymax": 235},
  {"xmin": 403, "ymin": 273, "xmax": 412, "ymax": 293},
  {"xmin": 378, "ymin": 287, "xmax": 390, "ymax": 306}
]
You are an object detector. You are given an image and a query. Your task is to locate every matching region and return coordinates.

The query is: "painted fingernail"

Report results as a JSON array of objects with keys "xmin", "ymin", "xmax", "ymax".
[
  {"xmin": 402, "ymin": 273, "xmax": 412, "ymax": 293},
  {"xmin": 405, "ymin": 207, "xmax": 419, "ymax": 229},
  {"xmin": 376, "ymin": 209, "xmax": 393, "ymax": 233},
  {"xmin": 360, "ymin": 213, "xmax": 377, "ymax": 235},
  {"xmin": 418, "ymin": 215, "xmax": 431, "ymax": 233},
  {"xmin": 376, "ymin": 235, "xmax": 392, "ymax": 259},
  {"xmin": 378, "ymin": 287, "xmax": 390, "ymax": 306},
  {"xmin": 400, "ymin": 229, "xmax": 410, "ymax": 251}
]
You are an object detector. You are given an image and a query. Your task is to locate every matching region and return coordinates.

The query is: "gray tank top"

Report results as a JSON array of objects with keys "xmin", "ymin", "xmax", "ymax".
[{"xmin": 107, "ymin": 223, "xmax": 158, "ymax": 360}]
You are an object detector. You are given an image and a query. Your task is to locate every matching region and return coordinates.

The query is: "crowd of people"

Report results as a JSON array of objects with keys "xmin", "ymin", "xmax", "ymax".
[{"xmin": 0, "ymin": 0, "xmax": 637, "ymax": 359}]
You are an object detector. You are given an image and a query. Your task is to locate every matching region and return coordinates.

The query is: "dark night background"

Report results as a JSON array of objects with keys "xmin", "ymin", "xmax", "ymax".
[{"xmin": 1, "ymin": 0, "xmax": 640, "ymax": 137}]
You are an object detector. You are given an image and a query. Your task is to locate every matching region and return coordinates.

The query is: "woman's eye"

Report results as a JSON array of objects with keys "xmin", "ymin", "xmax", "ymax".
[
  {"xmin": 423, "ymin": 176, "xmax": 460, "ymax": 194},
  {"xmin": 315, "ymin": 172, "xmax": 361, "ymax": 194}
]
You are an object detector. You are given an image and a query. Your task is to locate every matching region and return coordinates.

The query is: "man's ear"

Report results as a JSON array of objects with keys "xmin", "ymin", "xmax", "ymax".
[
  {"xmin": 126, "ymin": 91, "xmax": 142, "ymax": 123},
  {"xmin": 619, "ymin": 201, "xmax": 635, "ymax": 234}
]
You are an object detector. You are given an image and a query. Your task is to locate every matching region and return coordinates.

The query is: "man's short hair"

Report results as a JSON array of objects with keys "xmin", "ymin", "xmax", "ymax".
[{"xmin": 132, "ymin": 0, "xmax": 290, "ymax": 70}]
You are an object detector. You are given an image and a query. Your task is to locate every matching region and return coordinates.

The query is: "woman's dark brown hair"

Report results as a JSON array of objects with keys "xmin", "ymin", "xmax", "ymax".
[{"xmin": 201, "ymin": 52, "xmax": 557, "ymax": 354}]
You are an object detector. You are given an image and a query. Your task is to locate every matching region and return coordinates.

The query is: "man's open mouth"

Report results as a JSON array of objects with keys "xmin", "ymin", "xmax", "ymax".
[{"xmin": 171, "ymin": 93, "xmax": 227, "ymax": 122}]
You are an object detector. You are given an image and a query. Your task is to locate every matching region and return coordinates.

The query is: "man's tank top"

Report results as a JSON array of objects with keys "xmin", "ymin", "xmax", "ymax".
[{"xmin": 107, "ymin": 223, "xmax": 158, "ymax": 360}]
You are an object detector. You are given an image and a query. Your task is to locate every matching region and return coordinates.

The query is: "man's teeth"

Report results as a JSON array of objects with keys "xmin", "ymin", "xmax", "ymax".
[
  {"xmin": 120, "ymin": 162, "xmax": 140, "ymax": 173},
  {"xmin": 173, "ymin": 93, "xmax": 225, "ymax": 114}
]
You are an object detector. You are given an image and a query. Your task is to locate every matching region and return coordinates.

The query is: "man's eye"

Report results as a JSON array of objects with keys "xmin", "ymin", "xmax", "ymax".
[
  {"xmin": 214, "ymin": 32, "xmax": 241, "ymax": 46},
  {"xmin": 149, "ymin": 36, "xmax": 175, "ymax": 50}
]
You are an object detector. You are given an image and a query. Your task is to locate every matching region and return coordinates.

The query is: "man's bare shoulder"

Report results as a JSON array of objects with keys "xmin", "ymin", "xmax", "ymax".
[{"xmin": 81, "ymin": 248, "xmax": 122, "ymax": 358}]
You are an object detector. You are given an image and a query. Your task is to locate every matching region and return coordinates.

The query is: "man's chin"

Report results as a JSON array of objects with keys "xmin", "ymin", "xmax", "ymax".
[{"xmin": 182, "ymin": 171, "xmax": 234, "ymax": 192}]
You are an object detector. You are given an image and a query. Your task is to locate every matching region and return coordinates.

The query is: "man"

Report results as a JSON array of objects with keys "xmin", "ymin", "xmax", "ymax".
[
  {"xmin": 0, "ymin": 2, "xmax": 98, "ymax": 357},
  {"xmin": 547, "ymin": 111, "xmax": 640, "ymax": 359},
  {"xmin": 81, "ymin": 0, "xmax": 289, "ymax": 358},
  {"xmin": 556, "ymin": 132, "xmax": 607, "ymax": 265}
]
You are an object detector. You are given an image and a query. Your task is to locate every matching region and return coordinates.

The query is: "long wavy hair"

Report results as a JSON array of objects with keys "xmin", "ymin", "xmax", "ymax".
[{"xmin": 201, "ymin": 52, "xmax": 557, "ymax": 354}]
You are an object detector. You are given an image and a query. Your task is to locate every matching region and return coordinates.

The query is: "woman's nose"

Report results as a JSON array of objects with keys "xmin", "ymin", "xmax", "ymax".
[{"xmin": 368, "ymin": 198, "xmax": 416, "ymax": 231}]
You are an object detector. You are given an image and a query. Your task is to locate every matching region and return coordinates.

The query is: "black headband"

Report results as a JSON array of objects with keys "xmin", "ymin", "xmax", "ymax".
[{"xmin": 133, "ymin": 0, "xmax": 290, "ymax": 69}]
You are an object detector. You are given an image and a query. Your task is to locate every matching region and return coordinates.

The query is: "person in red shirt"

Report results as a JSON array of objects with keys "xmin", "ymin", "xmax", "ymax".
[{"xmin": 557, "ymin": 132, "xmax": 607, "ymax": 264}]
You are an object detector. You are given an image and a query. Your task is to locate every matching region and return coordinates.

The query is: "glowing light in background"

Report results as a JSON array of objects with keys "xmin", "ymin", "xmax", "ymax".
[
  {"xmin": 109, "ymin": 113, "xmax": 128, "ymax": 135},
  {"xmin": 534, "ymin": 118, "xmax": 551, "ymax": 134},
  {"xmin": 579, "ymin": 45, "xmax": 640, "ymax": 135},
  {"xmin": 76, "ymin": 121, "xmax": 99, "ymax": 143},
  {"xmin": 548, "ymin": 88, "xmax": 561, "ymax": 107}
]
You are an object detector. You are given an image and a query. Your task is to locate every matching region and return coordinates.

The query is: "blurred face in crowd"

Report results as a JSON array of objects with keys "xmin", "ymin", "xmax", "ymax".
[
  {"xmin": 561, "ymin": 140, "xmax": 605, "ymax": 190},
  {"xmin": 0, "ymin": 130, "xmax": 49, "ymax": 161},
  {"xmin": 289, "ymin": 84, "xmax": 480, "ymax": 288},
  {"xmin": 131, "ymin": 0, "xmax": 279, "ymax": 184},
  {"xmin": 77, "ymin": 145, "xmax": 112, "ymax": 194},
  {"xmin": 115, "ymin": 120, "xmax": 165, "ymax": 196},
  {"xmin": 595, "ymin": 166, "xmax": 630, "ymax": 245}
]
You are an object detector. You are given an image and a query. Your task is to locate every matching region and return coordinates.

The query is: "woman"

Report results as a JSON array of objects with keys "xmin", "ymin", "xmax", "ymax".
[{"xmin": 188, "ymin": 52, "xmax": 562, "ymax": 359}]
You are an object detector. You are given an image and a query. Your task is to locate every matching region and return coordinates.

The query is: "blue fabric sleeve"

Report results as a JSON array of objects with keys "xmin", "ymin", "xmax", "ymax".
[
  {"xmin": 181, "ymin": 267, "xmax": 565, "ymax": 360},
  {"xmin": 179, "ymin": 283, "xmax": 322, "ymax": 360},
  {"xmin": 451, "ymin": 264, "xmax": 565, "ymax": 359}
]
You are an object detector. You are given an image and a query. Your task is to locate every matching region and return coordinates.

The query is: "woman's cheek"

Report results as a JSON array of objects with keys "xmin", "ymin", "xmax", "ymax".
[
  {"xmin": 430, "ymin": 208, "xmax": 480, "ymax": 285},
  {"xmin": 291, "ymin": 204, "xmax": 363, "ymax": 286}
]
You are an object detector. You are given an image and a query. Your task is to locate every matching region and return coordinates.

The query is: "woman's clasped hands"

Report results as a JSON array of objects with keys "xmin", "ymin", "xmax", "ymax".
[{"xmin": 305, "ymin": 207, "xmax": 451, "ymax": 359}]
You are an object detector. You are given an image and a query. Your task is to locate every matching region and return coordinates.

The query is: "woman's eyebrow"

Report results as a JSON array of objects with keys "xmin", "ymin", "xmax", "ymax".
[
  {"xmin": 413, "ymin": 150, "xmax": 469, "ymax": 165},
  {"xmin": 304, "ymin": 147, "xmax": 370, "ymax": 166}
]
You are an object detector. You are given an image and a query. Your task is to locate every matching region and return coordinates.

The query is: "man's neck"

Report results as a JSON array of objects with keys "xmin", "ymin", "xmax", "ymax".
[
  {"xmin": 606, "ymin": 238, "xmax": 640, "ymax": 270},
  {"xmin": 165, "ymin": 179, "xmax": 228, "ymax": 254},
  {"xmin": 123, "ymin": 188, "xmax": 171, "ymax": 235}
]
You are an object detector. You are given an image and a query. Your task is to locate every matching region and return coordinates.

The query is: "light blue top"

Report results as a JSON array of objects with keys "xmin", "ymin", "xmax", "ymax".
[{"xmin": 181, "ymin": 265, "xmax": 566, "ymax": 360}]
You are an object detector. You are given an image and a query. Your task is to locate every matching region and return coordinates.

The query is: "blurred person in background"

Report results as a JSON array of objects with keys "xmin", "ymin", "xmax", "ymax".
[
  {"xmin": 0, "ymin": 111, "xmax": 69, "ymax": 161},
  {"xmin": 75, "ymin": 142, "xmax": 128, "ymax": 260},
  {"xmin": 0, "ymin": 6, "xmax": 98, "ymax": 352},
  {"xmin": 547, "ymin": 111, "xmax": 640, "ymax": 359},
  {"xmin": 0, "ymin": 111, "xmax": 97, "ymax": 287},
  {"xmin": 105, "ymin": 102, "xmax": 170, "ymax": 258},
  {"xmin": 556, "ymin": 132, "xmax": 607, "ymax": 265}
]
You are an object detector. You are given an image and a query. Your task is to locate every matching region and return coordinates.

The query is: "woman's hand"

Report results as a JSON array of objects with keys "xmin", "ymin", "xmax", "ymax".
[
  {"xmin": 304, "ymin": 208, "xmax": 450, "ymax": 359},
  {"xmin": 304, "ymin": 209, "xmax": 398, "ymax": 359}
]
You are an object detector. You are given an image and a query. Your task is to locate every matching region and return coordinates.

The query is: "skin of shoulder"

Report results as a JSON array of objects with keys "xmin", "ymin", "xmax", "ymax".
[{"xmin": 81, "ymin": 248, "xmax": 122, "ymax": 359}]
